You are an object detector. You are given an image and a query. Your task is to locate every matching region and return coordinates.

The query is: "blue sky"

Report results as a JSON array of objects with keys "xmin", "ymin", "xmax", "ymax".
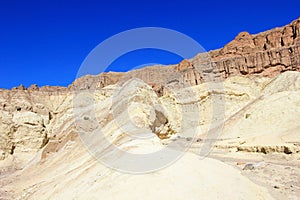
[{"xmin": 0, "ymin": 0, "xmax": 299, "ymax": 89}]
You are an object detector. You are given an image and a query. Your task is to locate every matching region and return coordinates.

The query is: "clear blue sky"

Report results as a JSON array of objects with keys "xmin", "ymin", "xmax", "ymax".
[{"xmin": 1, "ymin": 0, "xmax": 299, "ymax": 89}]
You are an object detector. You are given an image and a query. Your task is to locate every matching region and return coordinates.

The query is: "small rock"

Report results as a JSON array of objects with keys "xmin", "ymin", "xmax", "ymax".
[
  {"xmin": 243, "ymin": 163, "xmax": 255, "ymax": 170},
  {"xmin": 83, "ymin": 116, "xmax": 89, "ymax": 120},
  {"xmin": 274, "ymin": 186, "xmax": 280, "ymax": 189},
  {"xmin": 283, "ymin": 146, "xmax": 292, "ymax": 154},
  {"xmin": 245, "ymin": 113, "xmax": 251, "ymax": 119}
]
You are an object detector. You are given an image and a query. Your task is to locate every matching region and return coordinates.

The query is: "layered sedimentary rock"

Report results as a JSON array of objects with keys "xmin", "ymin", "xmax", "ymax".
[
  {"xmin": 69, "ymin": 17, "xmax": 300, "ymax": 91},
  {"xmin": 209, "ymin": 17, "xmax": 300, "ymax": 78},
  {"xmin": 0, "ymin": 87, "xmax": 71, "ymax": 160}
]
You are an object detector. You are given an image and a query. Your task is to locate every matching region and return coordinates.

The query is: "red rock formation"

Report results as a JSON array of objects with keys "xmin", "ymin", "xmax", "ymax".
[
  {"xmin": 68, "ymin": 17, "xmax": 300, "ymax": 90},
  {"xmin": 208, "ymin": 17, "xmax": 300, "ymax": 78}
]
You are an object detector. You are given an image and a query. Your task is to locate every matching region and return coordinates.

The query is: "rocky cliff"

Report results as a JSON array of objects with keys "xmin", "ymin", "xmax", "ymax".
[
  {"xmin": 209, "ymin": 17, "xmax": 300, "ymax": 78},
  {"xmin": 70, "ymin": 17, "xmax": 300, "ymax": 92}
]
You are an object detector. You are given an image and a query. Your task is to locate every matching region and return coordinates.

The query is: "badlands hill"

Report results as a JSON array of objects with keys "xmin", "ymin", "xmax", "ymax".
[{"xmin": 0, "ymin": 18, "xmax": 300, "ymax": 199}]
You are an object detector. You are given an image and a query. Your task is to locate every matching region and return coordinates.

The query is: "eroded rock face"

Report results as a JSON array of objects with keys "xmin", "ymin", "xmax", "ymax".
[
  {"xmin": 68, "ymin": 18, "xmax": 300, "ymax": 91},
  {"xmin": 209, "ymin": 17, "xmax": 300, "ymax": 78},
  {"xmin": 0, "ymin": 88, "xmax": 72, "ymax": 160},
  {"xmin": 12, "ymin": 112, "xmax": 48, "ymax": 153},
  {"xmin": 0, "ymin": 110, "xmax": 13, "ymax": 159},
  {"xmin": 220, "ymin": 31, "xmax": 256, "ymax": 55},
  {"xmin": 0, "ymin": 110, "xmax": 48, "ymax": 159}
]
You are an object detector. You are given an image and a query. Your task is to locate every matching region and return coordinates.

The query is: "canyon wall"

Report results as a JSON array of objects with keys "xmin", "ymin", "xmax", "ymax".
[{"xmin": 71, "ymin": 17, "xmax": 300, "ymax": 92}]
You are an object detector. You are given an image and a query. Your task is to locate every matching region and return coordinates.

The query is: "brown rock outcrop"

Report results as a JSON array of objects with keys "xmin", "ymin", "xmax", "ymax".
[
  {"xmin": 28, "ymin": 84, "xmax": 39, "ymax": 91},
  {"xmin": 176, "ymin": 59, "xmax": 194, "ymax": 71},
  {"xmin": 209, "ymin": 17, "xmax": 300, "ymax": 78},
  {"xmin": 69, "ymin": 17, "xmax": 300, "ymax": 91},
  {"xmin": 12, "ymin": 84, "xmax": 26, "ymax": 91}
]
